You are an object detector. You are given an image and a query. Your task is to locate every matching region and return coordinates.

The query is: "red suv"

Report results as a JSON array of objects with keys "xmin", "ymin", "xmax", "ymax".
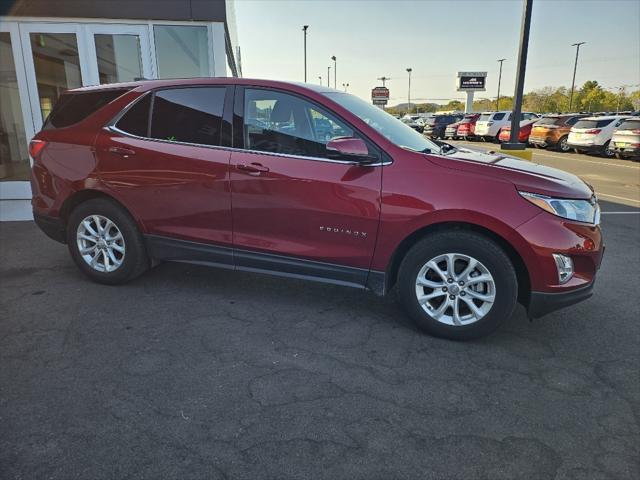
[{"xmin": 30, "ymin": 79, "xmax": 604, "ymax": 340}]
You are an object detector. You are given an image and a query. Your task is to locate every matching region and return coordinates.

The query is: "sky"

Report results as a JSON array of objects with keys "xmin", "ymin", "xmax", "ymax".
[{"xmin": 234, "ymin": 0, "xmax": 640, "ymax": 105}]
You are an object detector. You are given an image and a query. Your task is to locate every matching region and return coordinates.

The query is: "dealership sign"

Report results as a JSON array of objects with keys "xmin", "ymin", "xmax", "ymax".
[
  {"xmin": 371, "ymin": 86, "xmax": 390, "ymax": 106},
  {"xmin": 457, "ymin": 71, "xmax": 487, "ymax": 91}
]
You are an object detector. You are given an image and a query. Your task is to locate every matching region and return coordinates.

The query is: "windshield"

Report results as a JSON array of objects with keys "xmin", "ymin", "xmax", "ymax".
[
  {"xmin": 535, "ymin": 117, "xmax": 561, "ymax": 126},
  {"xmin": 478, "ymin": 113, "xmax": 492, "ymax": 122},
  {"xmin": 617, "ymin": 119, "xmax": 640, "ymax": 131},
  {"xmin": 324, "ymin": 92, "xmax": 441, "ymax": 153},
  {"xmin": 574, "ymin": 119, "xmax": 614, "ymax": 129}
]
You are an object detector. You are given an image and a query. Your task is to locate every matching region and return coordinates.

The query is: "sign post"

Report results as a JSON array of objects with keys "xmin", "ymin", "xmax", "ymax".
[
  {"xmin": 456, "ymin": 71, "xmax": 487, "ymax": 113},
  {"xmin": 371, "ymin": 86, "xmax": 390, "ymax": 109}
]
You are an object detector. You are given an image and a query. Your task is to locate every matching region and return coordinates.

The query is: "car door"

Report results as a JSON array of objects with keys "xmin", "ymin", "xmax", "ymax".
[
  {"xmin": 229, "ymin": 87, "xmax": 382, "ymax": 286},
  {"xmin": 95, "ymin": 86, "xmax": 234, "ymax": 258}
]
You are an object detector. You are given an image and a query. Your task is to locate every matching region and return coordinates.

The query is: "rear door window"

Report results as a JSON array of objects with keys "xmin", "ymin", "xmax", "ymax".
[
  {"xmin": 115, "ymin": 94, "xmax": 151, "ymax": 137},
  {"xmin": 44, "ymin": 89, "xmax": 129, "ymax": 129},
  {"xmin": 149, "ymin": 87, "xmax": 226, "ymax": 146}
]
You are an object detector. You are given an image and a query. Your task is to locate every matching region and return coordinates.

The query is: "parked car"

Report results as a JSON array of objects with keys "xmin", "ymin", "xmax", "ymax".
[
  {"xmin": 444, "ymin": 119, "xmax": 463, "ymax": 140},
  {"xmin": 567, "ymin": 115, "xmax": 627, "ymax": 157},
  {"xmin": 528, "ymin": 114, "xmax": 590, "ymax": 151},
  {"xmin": 610, "ymin": 117, "xmax": 640, "ymax": 159},
  {"xmin": 456, "ymin": 113, "xmax": 480, "ymax": 140},
  {"xmin": 475, "ymin": 111, "xmax": 540, "ymax": 142},
  {"xmin": 30, "ymin": 78, "xmax": 603, "ymax": 340},
  {"xmin": 401, "ymin": 115, "xmax": 425, "ymax": 133},
  {"xmin": 423, "ymin": 114, "xmax": 464, "ymax": 139},
  {"xmin": 497, "ymin": 118, "xmax": 539, "ymax": 144}
]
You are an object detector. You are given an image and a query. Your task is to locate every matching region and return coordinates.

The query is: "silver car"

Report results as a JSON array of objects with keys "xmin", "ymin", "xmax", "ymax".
[{"xmin": 611, "ymin": 117, "xmax": 640, "ymax": 159}]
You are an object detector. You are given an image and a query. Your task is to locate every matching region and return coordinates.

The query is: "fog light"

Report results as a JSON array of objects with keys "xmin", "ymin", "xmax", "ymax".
[{"xmin": 552, "ymin": 254, "xmax": 574, "ymax": 284}]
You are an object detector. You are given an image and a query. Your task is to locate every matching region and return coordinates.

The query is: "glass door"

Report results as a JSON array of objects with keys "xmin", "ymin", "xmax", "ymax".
[
  {"xmin": 84, "ymin": 24, "xmax": 153, "ymax": 85},
  {"xmin": 19, "ymin": 23, "xmax": 90, "ymax": 131}
]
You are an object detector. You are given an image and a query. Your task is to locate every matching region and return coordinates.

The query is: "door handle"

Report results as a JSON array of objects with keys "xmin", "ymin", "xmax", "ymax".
[
  {"xmin": 109, "ymin": 146, "xmax": 136, "ymax": 157},
  {"xmin": 236, "ymin": 163, "xmax": 269, "ymax": 175}
]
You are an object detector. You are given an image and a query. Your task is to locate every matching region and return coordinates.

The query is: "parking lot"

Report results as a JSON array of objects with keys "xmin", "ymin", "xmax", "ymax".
[{"xmin": 1, "ymin": 168, "xmax": 639, "ymax": 478}]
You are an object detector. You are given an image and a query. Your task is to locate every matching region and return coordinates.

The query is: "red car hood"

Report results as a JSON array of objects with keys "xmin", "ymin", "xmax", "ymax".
[{"xmin": 429, "ymin": 146, "xmax": 593, "ymax": 199}]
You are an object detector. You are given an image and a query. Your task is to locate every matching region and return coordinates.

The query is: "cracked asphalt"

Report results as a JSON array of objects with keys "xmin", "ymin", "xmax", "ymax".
[{"xmin": 1, "ymin": 201, "xmax": 639, "ymax": 479}]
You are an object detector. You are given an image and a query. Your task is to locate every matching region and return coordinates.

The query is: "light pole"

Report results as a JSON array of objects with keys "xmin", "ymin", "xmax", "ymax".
[
  {"xmin": 377, "ymin": 76, "xmax": 391, "ymax": 87},
  {"xmin": 327, "ymin": 66, "xmax": 331, "ymax": 87},
  {"xmin": 569, "ymin": 42, "xmax": 585, "ymax": 112},
  {"xmin": 503, "ymin": 0, "xmax": 533, "ymax": 150},
  {"xmin": 302, "ymin": 25, "xmax": 309, "ymax": 82},
  {"xmin": 496, "ymin": 58, "xmax": 506, "ymax": 111},
  {"xmin": 331, "ymin": 56, "xmax": 336, "ymax": 89},
  {"xmin": 342, "ymin": 83, "xmax": 349, "ymax": 92},
  {"xmin": 318, "ymin": 75, "xmax": 322, "ymax": 86},
  {"xmin": 406, "ymin": 68, "xmax": 412, "ymax": 114}
]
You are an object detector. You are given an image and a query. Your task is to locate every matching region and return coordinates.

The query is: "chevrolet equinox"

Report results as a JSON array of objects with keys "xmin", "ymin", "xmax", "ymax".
[{"xmin": 30, "ymin": 79, "xmax": 604, "ymax": 340}]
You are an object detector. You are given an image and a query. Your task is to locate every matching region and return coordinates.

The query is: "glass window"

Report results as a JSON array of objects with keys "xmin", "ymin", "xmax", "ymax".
[
  {"xmin": 94, "ymin": 34, "xmax": 143, "ymax": 84},
  {"xmin": 44, "ymin": 89, "xmax": 129, "ymax": 129},
  {"xmin": 29, "ymin": 33, "xmax": 82, "ymax": 122},
  {"xmin": 323, "ymin": 91, "xmax": 441, "ymax": 153},
  {"xmin": 116, "ymin": 94, "xmax": 151, "ymax": 137},
  {"xmin": 493, "ymin": 113, "xmax": 506, "ymax": 121},
  {"xmin": 566, "ymin": 116, "xmax": 582, "ymax": 126},
  {"xmin": 150, "ymin": 87, "xmax": 225, "ymax": 146},
  {"xmin": 154, "ymin": 26, "xmax": 210, "ymax": 79},
  {"xmin": 0, "ymin": 32, "xmax": 29, "ymax": 181},
  {"xmin": 617, "ymin": 119, "xmax": 640, "ymax": 131},
  {"xmin": 244, "ymin": 89, "xmax": 356, "ymax": 158},
  {"xmin": 574, "ymin": 119, "xmax": 614, "ymax": 129},
  {"xmin": 478, "ymin": 113, "xmax": 492, "ymax": 122},
  {"xmin": 536, "ymin": 117, "xmax": 562, "ymax": 126}
]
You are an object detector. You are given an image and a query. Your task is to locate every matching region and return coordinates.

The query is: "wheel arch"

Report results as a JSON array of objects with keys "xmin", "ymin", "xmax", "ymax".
[
  {"xmin": 59, "ymin": 189, "xmax": 146, "ymax": 232},
  {"xmin": 384, "ymin": 221, "xmax": 531, "ymax": 306}
]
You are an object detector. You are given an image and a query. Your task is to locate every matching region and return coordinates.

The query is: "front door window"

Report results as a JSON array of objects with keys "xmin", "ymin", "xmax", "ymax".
[
  {"xmin": 94, "ymin": 34, "xmax": 143, "ymax": 84},
  {"xmin": 0, "ymin": 32, "xmax": 29, "ymax": 181},
  {"xmin": 29, "ymin": 32, "xmax": 82, "ymax": 122}
]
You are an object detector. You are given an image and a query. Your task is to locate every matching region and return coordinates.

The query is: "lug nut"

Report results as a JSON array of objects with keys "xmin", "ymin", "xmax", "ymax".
[
  {"xmin": 460, "ymin": 292, "xmax": 466, "ymax": 296},
  {"xmin": 442, "ymin": 287, "xmax": 448, "ymax": 292},
  {"xmin": 447, "ymin": 278, "xmax": 453, "ymax": 283},
  {"xmin": 449, "ymin": 295, "xmax": 455, "ymax": 300},
  {"xmin": 458, "ymin": 281, "xmax": 464, "ymax": 286}
]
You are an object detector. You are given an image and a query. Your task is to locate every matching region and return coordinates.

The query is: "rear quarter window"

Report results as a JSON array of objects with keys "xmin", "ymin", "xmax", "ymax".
[
  {"xmin": 115, "ymin": 94, "xmax": 152, "ymax": 137},
  {"xmin": 44, "ymin": 89, "xmax": 130, "ymax": 129},
  {"xmin": 493, "ymin": 113, "xmax": 506, "ymax": 121}
]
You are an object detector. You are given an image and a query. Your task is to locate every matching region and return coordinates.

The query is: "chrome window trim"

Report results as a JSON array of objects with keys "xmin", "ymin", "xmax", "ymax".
[{"xmin": 106, "ymin": 125, "xmax": 390, "ymax": 166}]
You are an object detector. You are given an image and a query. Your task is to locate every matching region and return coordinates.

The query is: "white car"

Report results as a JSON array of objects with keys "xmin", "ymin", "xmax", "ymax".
[
  {"xmin": 567, "ymin": 116, "xmax": 628, "ymax": 157},
  {"xmin": 474, "ymin": 111, "xmax": 540, "ymax": 142}
]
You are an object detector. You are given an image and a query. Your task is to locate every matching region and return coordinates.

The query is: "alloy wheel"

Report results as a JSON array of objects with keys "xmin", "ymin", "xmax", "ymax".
[
  {"xmin": 76, "ymin": 214, "xmax": 126, "ymax": 272},
  {"xmin": 415, "ymin": 253, "xmax": 496, "ymax": 326}
]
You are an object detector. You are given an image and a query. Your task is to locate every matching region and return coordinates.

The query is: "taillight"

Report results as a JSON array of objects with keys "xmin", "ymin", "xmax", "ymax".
[
  {"xmin": 584, "ymin": 129, "xmax": 601, "ymax": 134},
  {"xmin": 29, "ymin": 139, "xmax": 48, "ymax": 161}
]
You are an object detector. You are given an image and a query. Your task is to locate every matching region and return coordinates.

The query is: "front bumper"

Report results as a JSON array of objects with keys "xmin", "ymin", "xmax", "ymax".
[
  {"xmin": 528, "ymin": 281, "xmax": 594, "ymax": 318},
  {"xmin": 34, "ymin": 211, "xmax": 66, "ymax": 243}
]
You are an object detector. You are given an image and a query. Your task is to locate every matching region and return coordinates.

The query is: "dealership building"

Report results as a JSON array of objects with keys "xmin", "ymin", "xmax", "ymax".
[{"xmin": 0, "ymin": 0, "xmax": 241, "ymax": 220}]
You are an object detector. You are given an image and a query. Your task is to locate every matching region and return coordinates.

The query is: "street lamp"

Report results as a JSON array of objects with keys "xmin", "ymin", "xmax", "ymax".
[
  {"xmin": 331, "ymin": 56, "xmax": 337, "ymax": 89},
  {"xmin": 342, "ymin": 83, "xmax": 349, "ymax": 92},
  {"xmin": 377, "ymin": 76, "xmax": 391, "ymax": 87},
  {"xmin": 496, "ymin": 58, "xmax": 506, "ymax": 111},
  {"xmin": 406, "ymin": 68, "xmax": 412, "ymax": 114},
  {"xmin": 318, "ymin": 75, "xmax": 322, "ymax": 86},
  {"xmin": 302, "ymin": 25, "xmax": 309, "ymax": 82},
  {"xmin": 327, "ymin": 66, "xmax": 331, "ymax": 87},
  {"xmin": 569, "ymin": 42, "xmax": 585, "ymax": 112}
]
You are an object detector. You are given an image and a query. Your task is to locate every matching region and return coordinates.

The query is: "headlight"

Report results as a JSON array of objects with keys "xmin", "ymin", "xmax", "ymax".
[{"xmin": 519, "ymin": 191, "xmax": 600, "ymax": 224}]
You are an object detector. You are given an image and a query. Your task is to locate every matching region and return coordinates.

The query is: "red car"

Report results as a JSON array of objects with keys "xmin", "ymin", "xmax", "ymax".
[
  {"xmin": 30, "ymin": 79, "xmax": 603, "ymax": 340},
  {"xmin": 456, "ymin": 113, "xmax": 480, "ymax": 139},
  {"xmin": 498, "ymin": 119, "xmax": 539, "ymax": 143}
]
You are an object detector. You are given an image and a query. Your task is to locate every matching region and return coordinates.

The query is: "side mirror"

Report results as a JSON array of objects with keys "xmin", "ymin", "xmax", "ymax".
[{"xmin": 326, "ymin": 137, "xmax": 376, "ymax": 163}]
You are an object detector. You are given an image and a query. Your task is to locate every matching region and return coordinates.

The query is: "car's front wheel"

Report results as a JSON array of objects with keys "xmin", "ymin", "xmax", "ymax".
[
  {"xmin": 397, "ymin": 231, "xmax": 518, "ymax": 340},
  {"xmin": 557, "ymin": 135, "xmax": 570, "ymax": 152},
  {"xmin": 66, "ymin": 198, "xmax": 150, "ymax": 285},
  {"xmin": 602, "ymin": 141, "xmax": 615, "ymax": 158}
]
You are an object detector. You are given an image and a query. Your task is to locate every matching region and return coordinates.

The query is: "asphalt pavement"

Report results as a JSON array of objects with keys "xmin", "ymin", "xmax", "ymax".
[{"xmin": 1, "ymin": 200, "xmax": 639, "ymax": 479}]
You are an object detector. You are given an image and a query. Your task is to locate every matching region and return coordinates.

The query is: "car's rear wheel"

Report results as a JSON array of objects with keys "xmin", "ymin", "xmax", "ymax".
[
  {"xmin": 557, "ymin": 135, "xmax": 570, "ymax": 152},
  {"xmin": 615, "ymin": 153, "xmax": 628, "ymax": 160},
  {"xmin": 397, "ymin": 231, "xmax": 518, "ymax": 340},
  {"xmin": 67, "ymin": 198, "xmax": 149, "ymax": 285},
  {"xmin": 602, "ymin": 141, "xmax": 615, "ymax": 158}
]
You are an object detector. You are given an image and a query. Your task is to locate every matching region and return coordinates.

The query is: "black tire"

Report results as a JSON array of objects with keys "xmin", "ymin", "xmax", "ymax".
[
  {"xmin": 602, "ymin": 141, "xmax": 615, "ymax": 158},
  {"xmin": 66, "ymin": 198, "xmax": 150, "ymax": 285},
  {"xmin": 397, "ymin": 231, "xmax": 518, "ymax": 340},
  {"xmin": 556, "ymin": 135, "xmax": 570, "ymax": 152},
  {"xmin": 574, "ymin": 148, "xmax": 582, "ymax": 154}
]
